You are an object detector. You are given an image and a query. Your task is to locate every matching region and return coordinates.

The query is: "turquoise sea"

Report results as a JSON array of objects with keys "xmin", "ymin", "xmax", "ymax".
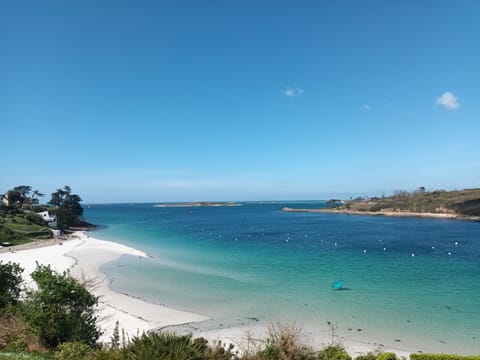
[{"xmin": 84, "ymin": 202, "xmax": 480, "ymax": 354}]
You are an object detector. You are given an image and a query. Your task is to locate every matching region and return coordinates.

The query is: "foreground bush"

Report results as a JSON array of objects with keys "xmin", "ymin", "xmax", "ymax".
[
  {"xmin": 0, "ymin": 262, "xmax": 23, "ymax": 308},
  {"xmin": 125, "ymin": 332, "xmax": 207, "ymax": 360},
  {"xmin": 377, "ymin": 353, "xmax": 397, "ymax": 360},
  {"xmin": 0, "ymin": 311, "xmax": 46, "ymax": 354},
  {"xmin": 317, "ymin": 345, "xmax": 351, "ymax": 360},
  {"xmin": 54, "ymin": 342, "xmax": 91, "ymax": 360},
  {"xmin": 410, "ymin": 354, "xmax": 480, "ymax": 360},
  {"xmin": 23, "ymin": 265, "xmax": 100, "ymax": 349},
  {"xmin": 0, "ymin": 353, "xmax": 54, "ymax": 359},
  {"xmin": 354, "ymin": 353, "xmax": 398, "ymax": 360}
]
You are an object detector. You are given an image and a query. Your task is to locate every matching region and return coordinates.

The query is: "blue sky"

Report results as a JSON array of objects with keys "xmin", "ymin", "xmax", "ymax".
[{"xmin": 1, "ymin": 1, "xmax": 479, "ymax": 203}]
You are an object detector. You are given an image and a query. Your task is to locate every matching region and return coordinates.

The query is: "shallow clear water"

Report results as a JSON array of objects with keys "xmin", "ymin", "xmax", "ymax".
[{"xmin": 85, "ymin": 202, "xmax": 480, "ymax": 354}]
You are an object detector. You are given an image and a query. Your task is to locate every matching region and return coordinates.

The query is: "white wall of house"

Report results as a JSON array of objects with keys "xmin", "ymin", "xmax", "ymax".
[
  {"xmin": 37, "ymin": 211, "xmax": 53, "ymax": 221},
  {"xmin": 37, "ymin": 211, "xmax": 57, "ymax": 227}
]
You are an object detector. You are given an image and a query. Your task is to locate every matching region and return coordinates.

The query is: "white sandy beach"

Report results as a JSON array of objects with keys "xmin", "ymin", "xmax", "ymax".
[
  {"xmin": 0, "ymin": 232, "xmax": 208, "ymax": 342},
  {"xmin": 0, "ymin": 233, "xmax": 413, "ymax": 357}
]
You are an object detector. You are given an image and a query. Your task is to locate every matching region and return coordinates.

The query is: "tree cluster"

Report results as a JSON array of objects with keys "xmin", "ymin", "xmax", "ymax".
[
  {"xmin": 48, "ymin": 186, "xmax": 84, "ymax": 228},
  {"xmin": 5, "ymin": 186, "xmax": 44, "ymax": 208},
  {"xmin": 3, "ymin": 184, "xmax": 85, "ymax": 229}
]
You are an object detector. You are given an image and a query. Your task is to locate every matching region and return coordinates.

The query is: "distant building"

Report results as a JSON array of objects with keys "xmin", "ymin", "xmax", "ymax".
[
  {"xmin": 1, "ymin": 193, "xmax": 9, "ymax": 207},
  {"xmin": 326, "ymin": 199, "xmax": 345, "ymax": 205},
  {"xmin": 51, "ymin": 229, "xmax": 61, "ymax": 237},
  {"xmin": 37, "ymin": 211, "xmax": 57, "ymax": 227}
]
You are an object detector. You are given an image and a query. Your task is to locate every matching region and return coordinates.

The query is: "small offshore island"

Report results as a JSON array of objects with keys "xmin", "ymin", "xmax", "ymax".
[
  {"xmin": 284, "ymin": 188, "xmax": 480, "ymax": 221},
  {"xmin": 154, "ymin": 201, "xmax": 241, "ymax": 207}
]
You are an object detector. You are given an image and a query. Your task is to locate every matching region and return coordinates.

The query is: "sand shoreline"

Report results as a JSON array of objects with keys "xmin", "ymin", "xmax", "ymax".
[
  {"xmin": 0, "ymin": 232, "xmax": 415, "ymax": 357},
  {"xmin": 0, "ymin": 232, "xmax": 209, "ymax": 342}
]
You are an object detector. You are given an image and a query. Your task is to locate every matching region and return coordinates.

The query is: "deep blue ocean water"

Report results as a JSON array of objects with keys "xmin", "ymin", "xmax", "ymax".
[{"xmin": 84, "ymin": 202, "xmax": 480, "ymax": 354}]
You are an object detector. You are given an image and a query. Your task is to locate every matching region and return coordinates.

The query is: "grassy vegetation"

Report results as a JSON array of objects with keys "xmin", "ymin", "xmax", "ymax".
[
  {"xmin": 0, "ymin": 353, "xmax": 53, "ymax": 360},
  {"xmin": 0, "ymin": 310, "xmax": 48, "ymax": 355},
  {"xmin": 342, "ymin": 188, "xmax": 480, "ymax": 217},
  {"xmin": 410, "ymin": 355, "xmax": 480, "ymax": 360},
  {"xmin": 0, "ymin": 209, "xmax": 51, "ymax": 246}
]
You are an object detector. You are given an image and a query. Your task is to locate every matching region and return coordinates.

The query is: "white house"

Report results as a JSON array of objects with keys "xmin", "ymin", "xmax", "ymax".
[
  {"xmin": 37, "ymin": 211, "xmax": 57, "ymax": 227},
  {"xmin": 1, "ymin": 193, "xmax": 9, "ymax": 207}
]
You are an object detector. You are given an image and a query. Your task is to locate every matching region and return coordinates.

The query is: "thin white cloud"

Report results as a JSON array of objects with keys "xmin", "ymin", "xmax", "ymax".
[
  {"xmin": 436, "ymin": 91, "xmax": 460, "ymax": 110},
  {"xmin": 363, "ymin": 104, "xmax": 371, "ymax": 111},
  {"xmin": 282, "ymin": 86, "xmax": 304, "ymax": 97}
]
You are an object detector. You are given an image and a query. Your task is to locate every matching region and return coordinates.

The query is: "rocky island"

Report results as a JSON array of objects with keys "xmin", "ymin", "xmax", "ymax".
[{"xmin": 154, "ymin": 202, "xmax": 241, "ymax": 208}]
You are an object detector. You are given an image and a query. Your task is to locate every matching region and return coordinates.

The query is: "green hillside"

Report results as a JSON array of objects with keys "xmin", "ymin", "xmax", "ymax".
[
  {"xmin": 343, "ymin": 188, "xmax": 480, "ymax": 216},
  {"xmin": 0, "ymin": 209, "xmax": 52, "ymax": 246}
]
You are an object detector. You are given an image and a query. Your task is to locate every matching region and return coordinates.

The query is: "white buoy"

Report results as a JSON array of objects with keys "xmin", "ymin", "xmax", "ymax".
[
  {"xmin": 454, "ymin": 241, "xmax": 458, "ymax": 246},
  {"xmin": 383, "ymin": 247, "xmax": 386, "ymax": 251},
  {"xmin": 363, "ymin": 249, "xmax": 367, "ymax": 253},
  {"xmin": 448, "ymin": 252, "xmax": 452, "ymax": 256},
  {"xmin": 411, "ymin": 253, "xmax": 415, "ymax": 257}
]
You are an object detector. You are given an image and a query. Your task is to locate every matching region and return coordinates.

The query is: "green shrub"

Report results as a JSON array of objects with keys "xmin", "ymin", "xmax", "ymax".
[
  {"xmin": 377, "ymin": 353, "xmax": 397, "ymax": 360},
  {"xmin": 0, "ymin": 262, "xmax": 24, "ymax": 308},
  {"xmin": 87, "ymin": 348, "xmax": 125, "ymax": 360},
  {"xmin": 54, "ymin": 342, "xmax": 91, "ymax": 360},
  {"xmin": 317, "ymin": 345, "xmax": 351, "ymax": 360},
  {"xmin": 0, "ymin": 353, "xmax": 54, "ymax": 359},
  {"xmin": 2, "ymin": 340, "xmax": 28, "ymax": 353},
  {"xmin": 23, "ymin": 265, "xmax": 100, "ymax": 349},
  {"xmin": 410, "ymin": 355, "xmax": 480, "ymax": 360},
  {"xmin": 125, "ymin": 332, "xmax": 206, "ymax": 360}
]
